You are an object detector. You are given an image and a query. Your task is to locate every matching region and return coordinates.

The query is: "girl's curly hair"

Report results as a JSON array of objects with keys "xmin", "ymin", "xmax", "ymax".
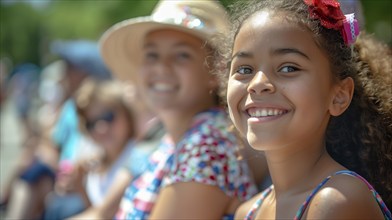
[{"xmin": 214, "ymin": 0, "xmax": 392, "ymax": 207}]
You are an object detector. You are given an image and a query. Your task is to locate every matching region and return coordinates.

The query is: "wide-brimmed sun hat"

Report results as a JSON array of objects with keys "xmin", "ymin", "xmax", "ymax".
[{"xmin": 99, "ymin": 0, "xmax": 228, "ymax": 82}]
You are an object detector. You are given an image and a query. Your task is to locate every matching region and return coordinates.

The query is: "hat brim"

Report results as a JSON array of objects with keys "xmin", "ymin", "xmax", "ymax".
[{"xmin": 100, "ymin": 16, "xmax": 210, "ymax": 82}]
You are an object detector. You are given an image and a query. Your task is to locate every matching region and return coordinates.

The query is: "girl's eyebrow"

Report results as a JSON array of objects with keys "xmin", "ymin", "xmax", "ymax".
[
  {"xmin": 272, "ymin": 48, "xmax": 310, "ymax": 60},
  {"xmin": 143, "ymin": 43, "xmax": 155, "ymax": 49},
  {"xmin": 231, "ymin": 48, "xmax": 310, "ymax": 61},
  {"xmin": 173, "ymin": 42, "xmax": 201, "ymax": 51},
  {"xmin": 231, "ymin": 51, "xmax": 253, "ymax": 61}
]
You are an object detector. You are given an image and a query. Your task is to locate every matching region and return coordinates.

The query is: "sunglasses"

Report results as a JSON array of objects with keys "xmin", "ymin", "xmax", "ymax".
[{"xmin": 85, "ymin": 111, "xmax": 116, "ymax": 132}]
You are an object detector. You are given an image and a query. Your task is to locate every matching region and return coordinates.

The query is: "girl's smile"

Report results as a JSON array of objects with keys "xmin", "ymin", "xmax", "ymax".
[
  {"xmin": 139, "ymin": 29, "xmax": 217, "ymax": 114},
  {"xmin": 150, "ymin": 82, "xmax": 177, "ymax": 93},
  {"xmin": 246, "ymin": 105, "xmax": 290, "ymax": 123}
]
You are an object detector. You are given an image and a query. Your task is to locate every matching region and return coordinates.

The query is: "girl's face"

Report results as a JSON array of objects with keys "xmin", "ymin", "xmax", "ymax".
[
  {"xmin": 139, "ymin": 29, "xmax": 218, "ymax": 113},
  {"xmin": 85, "ymin": 101, "xmax": 131, "ymax": 150},
  {"xmin": 227, "ymin": 11, "xmax": 339, "ymax": 151}
]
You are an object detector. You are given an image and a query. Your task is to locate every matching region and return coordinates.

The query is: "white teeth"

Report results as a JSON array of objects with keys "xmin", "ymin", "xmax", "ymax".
[
  {"xmin": 153, "ymin": 83, "xmax": 175, "ymax": 92},
  {"xmin": 261, "ymin": 109, "xmax": 268, "ymax": 117},
  {"xmin": 249, "ymin": 108, "xmax": 285, "ymax": 117}
]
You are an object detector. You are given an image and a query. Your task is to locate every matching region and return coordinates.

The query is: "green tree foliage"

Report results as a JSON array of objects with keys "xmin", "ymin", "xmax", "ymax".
[
  {"xmin": 0, "ymin": 2, "xmax": 42, "ymax": 65},
  {"xmin": 361, "ymin": 0, "xmax": 392, "ymax": 45},
  {"xmin": 0, "ymin": 0, "xmax": 390, "ymax": 67}
]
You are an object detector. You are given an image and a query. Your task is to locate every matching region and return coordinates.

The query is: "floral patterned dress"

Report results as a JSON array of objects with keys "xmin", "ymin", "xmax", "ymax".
[{"xmin": 115, "ymin": 108, "xmax": 258, "ymax": 219}]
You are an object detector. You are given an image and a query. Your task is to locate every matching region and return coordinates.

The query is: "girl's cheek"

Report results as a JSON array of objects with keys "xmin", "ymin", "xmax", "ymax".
[
  {"xmin": 227, "ymin": 78, "xmax": 246, "ymax": 97},
  {"xmin": 227, "ymin": 84, "xmax": 243, "ymax": 121},
  {"xmin": 226, "ymin": 85, "xmax": 236, "ymax": 105}
]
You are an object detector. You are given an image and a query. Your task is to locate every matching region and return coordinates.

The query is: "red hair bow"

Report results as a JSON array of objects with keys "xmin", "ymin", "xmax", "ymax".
[{"xmin": 303, "ymin": 0, "xmax": 346, "ymax": 30}]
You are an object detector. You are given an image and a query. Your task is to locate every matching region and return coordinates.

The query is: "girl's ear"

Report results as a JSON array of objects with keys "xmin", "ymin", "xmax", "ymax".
[{"xmin": 329, "ymin": 77, "xmax": 354, "ymax": 116}]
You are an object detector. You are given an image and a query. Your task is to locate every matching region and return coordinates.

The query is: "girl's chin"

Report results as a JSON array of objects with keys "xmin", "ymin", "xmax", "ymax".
[
  {"xmin": 247, "ymin": 144, "xmax": 269, "ymax": 151},
  {"xmin": 102, "ymin": 142, "xmax": 119, "ymax": 149},
  {"xmin": 246, "ymin": 137, "xmax": 276, "ymax": 151}
]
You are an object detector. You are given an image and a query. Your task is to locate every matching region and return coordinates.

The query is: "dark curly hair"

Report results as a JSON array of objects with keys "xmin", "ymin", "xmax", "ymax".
[{"xmin": 214, "ymin": 0, "xmax": 392, "ymax": 207}]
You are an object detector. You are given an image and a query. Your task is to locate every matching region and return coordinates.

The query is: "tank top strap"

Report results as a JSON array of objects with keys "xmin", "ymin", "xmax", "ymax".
[
  {"xmin": 294, "ymin": 170, "xmax": 392, "ymax": 220},
  {"xmin": 245, "ymin": 185, "xmax": 273, "ymax": 220}
]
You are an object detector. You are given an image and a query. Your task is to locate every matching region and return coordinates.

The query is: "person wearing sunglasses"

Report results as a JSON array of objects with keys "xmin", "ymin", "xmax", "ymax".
[
  {"xmin": 75, "ymin": 79, "xmax": 136, "ymax": 207},
  {"xmin": 77, "ymin": 77, "xmax": 166, "ymax": 219}
]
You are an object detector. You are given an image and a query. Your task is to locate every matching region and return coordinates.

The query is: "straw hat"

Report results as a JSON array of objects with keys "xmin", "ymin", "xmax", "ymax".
[{"xmin": 99, "ymin": 0, "xmax": 229, "ymax": 82}]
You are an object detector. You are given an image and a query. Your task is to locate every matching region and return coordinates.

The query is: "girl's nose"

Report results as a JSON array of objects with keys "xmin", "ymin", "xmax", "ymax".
[
  {"xmin": 154, "ymin": 57, "xmax": 172, "ymax": 76},
  {"xmin": 247, "ymin": 71, "xmax": 275, "ymax": 94}
]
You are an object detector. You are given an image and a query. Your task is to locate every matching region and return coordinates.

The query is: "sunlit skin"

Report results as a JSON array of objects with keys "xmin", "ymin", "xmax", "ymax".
[
  {"xmin": 228, "ymin": 11, "xmax": 384, "ymax": 219},
  {"xmin": 138, "ymin": 29, "xmax": 218, "ymax": 142}
]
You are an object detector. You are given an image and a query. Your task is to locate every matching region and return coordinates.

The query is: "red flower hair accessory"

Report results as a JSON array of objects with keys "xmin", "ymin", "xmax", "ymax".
[
  {"xmin": 303, "ymin": 0, "xmax": 345, "ymax": 30},
  {"xmin": 303, "ymin": 0, "xmax": 359, "ymax": 45}
]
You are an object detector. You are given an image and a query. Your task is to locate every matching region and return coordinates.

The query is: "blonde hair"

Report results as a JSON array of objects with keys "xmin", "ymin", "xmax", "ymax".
[{"xmin": 75, "ymin": 78, "xmax": 136, "ymax": 138}]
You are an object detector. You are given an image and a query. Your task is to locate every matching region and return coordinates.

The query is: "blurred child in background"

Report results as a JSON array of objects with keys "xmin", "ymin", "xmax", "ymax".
[
  {"xmin": 68, "ymin": 81, "xmax": 164, "ymax": 219},
  {"xmin": 44, "ymin": 79, "xmax": 137, "ymax": 219},
  {"xmin": 100, "ymin": 0, "xmax": 258, "ymax": 219}
]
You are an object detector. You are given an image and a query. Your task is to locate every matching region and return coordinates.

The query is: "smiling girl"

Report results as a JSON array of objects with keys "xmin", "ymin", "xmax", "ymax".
[
  {"xmin": 220, "ymin": 0, "xmax": 392, "ymax": 219},
  {"xmin": 99, "ymin": 0, "xmax": 258, "ymax": 219}
]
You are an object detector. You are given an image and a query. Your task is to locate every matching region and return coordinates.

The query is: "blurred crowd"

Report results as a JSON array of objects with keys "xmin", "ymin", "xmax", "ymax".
[
  {"xmin": 1, "ymin": 40, "xmax": 122, "ymax": 218},
  {"xmin": 0, "ymin": 23, "xmax": 266, "ymax": 220}
]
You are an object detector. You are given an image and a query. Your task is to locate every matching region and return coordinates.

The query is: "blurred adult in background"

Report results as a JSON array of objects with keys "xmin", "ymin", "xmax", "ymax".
[
  {"xmin": 1, "ymin": 63, "xmax": 46, "ymax": 219},
  {"xmin": 6, "ymin": 63, "xmax": 41, "ymax": 138},
  {"xmin": 4, "ymin": 40, "xmax": 112, "ymax": 220},
  {"xmin": 42, "ymin": 40, "xmax": 112, "ymax": 219},
  {"xmin": 37, "ymin": 60, "xmax": 68, "ymax": 130},
  {"xmin": 49, "ymin": 40, "xmax": 112, "ymax": 168}
]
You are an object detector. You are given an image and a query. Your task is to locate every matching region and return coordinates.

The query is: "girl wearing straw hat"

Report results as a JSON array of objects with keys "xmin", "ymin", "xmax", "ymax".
[{"xmin": 100, "ymin": 0, "xmax": 258, "ymax": 219}]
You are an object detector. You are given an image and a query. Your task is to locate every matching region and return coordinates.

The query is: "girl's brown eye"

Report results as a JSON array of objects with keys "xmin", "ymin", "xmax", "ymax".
[
  {"xmin": 279, "ymin": 66, "xmax": 299, "ymax": 73},
  {"xmin": 237, "ymin": 66, "xmax": 253, "ymax": 75},
  {"xmin": 145, "ymin": 52, "xmax": 158, "ymax": 62},
  {"xmin": 176, "ymin": 52, "xmax": 191, "ymax": 61}
]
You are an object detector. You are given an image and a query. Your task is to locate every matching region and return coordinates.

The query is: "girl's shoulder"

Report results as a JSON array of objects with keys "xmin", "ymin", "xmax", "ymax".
[
  {"xmin": 305, "ymin": 172, "xmax": 386, "ymax": 219},
  {"xmin": 234, "ymin": 191, "xmax": 265, "ymax": 219}
]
